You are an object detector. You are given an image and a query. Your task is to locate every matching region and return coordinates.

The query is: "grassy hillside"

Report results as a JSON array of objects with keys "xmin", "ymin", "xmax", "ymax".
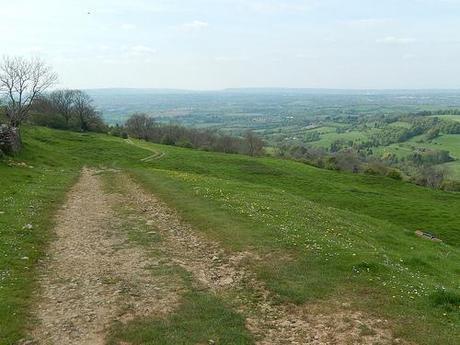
[{"xmin": 1, "ymin": 126, "xmax": 459, "ymax": 344}]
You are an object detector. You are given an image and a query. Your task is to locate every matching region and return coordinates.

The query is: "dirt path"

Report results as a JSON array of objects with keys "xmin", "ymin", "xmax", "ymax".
[
  {"xmin": 29, "ymin": 168, "xmax": 179, "ymax": 345},
  {"xmin": 28, "ymin": 168, "xmax": 407, "ymax": 345},
  {"xmin": 125, "ymin": 139, "xmax": 166, "ymax": 161}
]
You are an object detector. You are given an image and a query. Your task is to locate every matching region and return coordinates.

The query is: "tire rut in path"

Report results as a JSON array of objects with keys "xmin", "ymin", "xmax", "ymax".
[{"xmin": 29, "ymin": 168, "xmax": 179, "ymax": 345}]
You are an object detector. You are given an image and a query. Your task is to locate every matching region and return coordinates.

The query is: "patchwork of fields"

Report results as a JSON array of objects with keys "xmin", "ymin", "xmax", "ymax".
[
  {"xmin": 261, "ymin": 114, "xmax": 460, "ymax": 180},
  {"xmin": 374, "ymin": 133, "xmax": 460, "ymax": 179}
]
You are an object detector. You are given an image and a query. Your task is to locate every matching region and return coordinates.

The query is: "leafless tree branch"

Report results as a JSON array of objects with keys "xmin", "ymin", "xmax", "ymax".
[{"xmin": 0, "ymin": 56, "xmax": 58, "ymax": 127}]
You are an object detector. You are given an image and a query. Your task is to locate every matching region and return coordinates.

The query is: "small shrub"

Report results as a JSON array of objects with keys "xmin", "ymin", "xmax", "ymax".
[
  {"xmin": 441, "ymin": 180, "xmax": 460, "ymax": 192},
  {"xmin": 161, "ymin": 134, "xmax": 176, "ymax": 146},
  {"xmin": 386, "ymin": 169, "xmax": 402, "ymax": 180},
  {"xmin": 430, "ymin": 288, "xmax": 460, "ymax": 311},
  {"xmin": 29, "ymin": 112, "xmax": 68, "ymax": 129},
  {"xmin": 364, "ymin": 161, "xmax": 390, "ymax": 176},
  {"xmin": 176, "ymin": 139, "xmax": 193, "ymax": 148},
  {"xmin": 364, "ymin": 167, "xmax": 379, "ymax": 175},
  {"xmin": 324, "ymin": 156, "xmax": 338, "ymax": 170}
]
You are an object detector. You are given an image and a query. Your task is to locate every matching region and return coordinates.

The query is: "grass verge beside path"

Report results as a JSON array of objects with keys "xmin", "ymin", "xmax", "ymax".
[{"xmin": 0, "ymin": 155, "xmax": 79, "ymax": 343}]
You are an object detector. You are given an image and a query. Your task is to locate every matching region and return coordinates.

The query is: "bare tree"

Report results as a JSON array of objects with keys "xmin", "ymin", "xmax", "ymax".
[
  {"xmin": 73, "ymin": 90, "xmax": 95, "ymax": 131},
  {"xmin": 334, "ymin": 149, "xmax": 362, "ymax": 173},
  {"xmin": 244, "ymin": 130, "xmax": 264, "ymax": 156},
  {"xmin": 125, "ymin": 113, "xmax": 156, "ymax": 140},
  {"xmin": 48, "ymin": 89, "xmax": 77, "ymax": 125},
  {"xmin": 0, "ymin": 56, "xmax": 57, "ymax": 127},
  {"xmin": 418, "ymin": 166, "xmax": 448, "ymax": 189}
]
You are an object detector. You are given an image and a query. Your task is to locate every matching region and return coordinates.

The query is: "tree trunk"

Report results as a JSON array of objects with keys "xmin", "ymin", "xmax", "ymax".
[{"xmin": 0, "ymin": 125, "xmax": 22, "ymax": 155}]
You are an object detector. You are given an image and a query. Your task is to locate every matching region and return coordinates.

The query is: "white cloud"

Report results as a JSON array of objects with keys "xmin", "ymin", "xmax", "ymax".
[
  {"xmin": 27, "ymin": 46, "xmax": 45, "ymax": 54},
  {"xmin": 179, "ymin": 20, "xmax": 209, "ymax": 32},
  {"xmin": 123, "ymin": 45, "xmax": 157, "ymax": 57},
  {"xmin": 377, "ymin": 36, "xmax": 417, "ymax": 45},
  {"xmin": 215, "ymin": 56, "xmax": 249, "ymax": 62},
  {"xmin": 121, "ymin": 23, "xmax": 136, "ymax": 30},
  {"xmin": 295, "ymin": 53, "xmax": 320, "ymax": 59},
  {"xmin": 346, "ymin": 18, "xmax": 394, "ymax": 27},
  {"xmin": 403, "ymin": 54, "xmax": 417, "ymax": 60},
  {"xmin": 92, "ymin": 0, "xmax": 174, "ymax": 15},
  {"xmin": 245, "ymin": 1, "xmax": 315, "ymax": 13},
  {"xmin": 130, "ymin": 45, "xmax": 157, "ymax": 54}
]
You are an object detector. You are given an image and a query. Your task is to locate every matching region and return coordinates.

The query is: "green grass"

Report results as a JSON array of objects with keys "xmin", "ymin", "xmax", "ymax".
[
  {"xmin": 109, "ymin": 292, "xmax": 254, "ymax": 345},
  {"xmin": 314, "ymin": 129, "xmax": 370, "ymax": 148},
  {"xmin": 388, "ymin": 121, "xmax": 412, "ymax": 129},
  {"xmin": 431, "ymin": 115, "xmax": 460, "ymax": 122},
  {"xmin": 0, "ymin": 140, "xmax": 81, "ymax": 343},
  {"xmin": 0, "ymin": 171, "xmax": 78, "ymax": 342},
  {"xmin": 1, "ymin": 126, "xmax": 460, "ymax": 344},
  {"xmin": 294, "ymin": 124, "xmax": 381, "ymax": 149}
]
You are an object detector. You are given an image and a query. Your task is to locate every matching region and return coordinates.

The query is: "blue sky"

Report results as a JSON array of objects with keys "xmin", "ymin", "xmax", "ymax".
[{"xmin": 2, "ymin": 0, "xmax": 460, "ymax": 89}]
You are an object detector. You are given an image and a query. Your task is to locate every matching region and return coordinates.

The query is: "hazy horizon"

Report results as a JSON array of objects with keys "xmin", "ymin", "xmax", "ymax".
[
  {"xmin": 3, "ymin": 0, "xmax": 460, "ymax": 90},
  {"xmin": 84, "ymin": 87, "xmax": 460, "ymax": 92}
]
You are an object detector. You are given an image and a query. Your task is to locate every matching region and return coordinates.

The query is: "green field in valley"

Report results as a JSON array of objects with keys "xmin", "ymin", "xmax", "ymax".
[
  {"xmin": 375, "ymin": 134, "xmax": 460, "ymax": 178},
  {"xmin": 431, "ymin": 115, "xmax": 460, "ymax": 122},
  {"xmin": 1, "ymin": 126, "xmax": 459, "ymax": 344},
  {"xmin": 261, "ymin": 115, "xmax": 460, "ymax": 181}
]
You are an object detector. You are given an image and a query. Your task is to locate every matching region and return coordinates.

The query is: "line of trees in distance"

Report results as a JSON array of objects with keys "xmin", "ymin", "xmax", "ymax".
[{"xmin": 112, "ymin": 113, "xmax": 265, "ymax": 156}]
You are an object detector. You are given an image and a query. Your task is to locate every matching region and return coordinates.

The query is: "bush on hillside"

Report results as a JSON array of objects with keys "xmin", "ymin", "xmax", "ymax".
[
  {"xmin": 29, "ymin": 112, "xmax": 68, "ymax": 130},
  {"xmin": 386, "ymin": 169, "xmax": 403, "ymax": 180},
  {"xmin": 441, "ymin": 180, "xmax": 460, "ymax": 192},
  {"xmin": 364, "ymin": 161, "xmax": 390, "ymax": 176},
  {"xmin": 430, "ymin": 288, "xmax": 460, "ymax": 311}
]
